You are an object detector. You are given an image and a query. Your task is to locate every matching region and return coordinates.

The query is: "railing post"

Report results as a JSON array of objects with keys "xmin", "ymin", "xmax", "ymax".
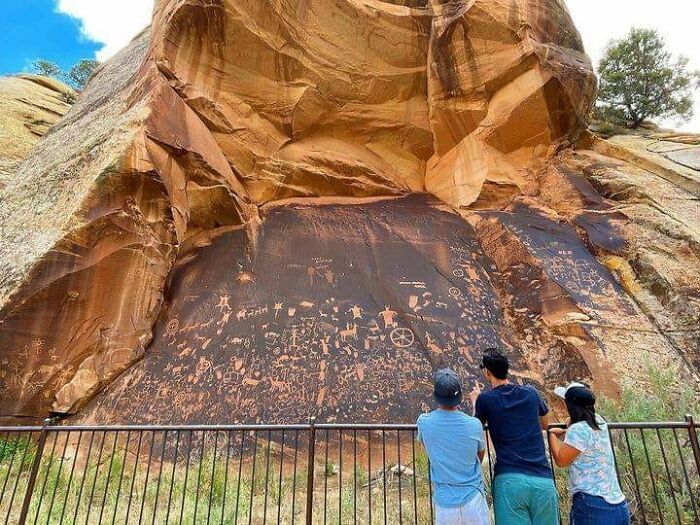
[
  {"xmin": 686, "ymin": 414, "xmax": 700, "ymax": 474},
  {"xmin": 305, "ymin": 417, "xmax": 317, "ymax": 525},
  {"xmin": 18, "ymin": 418, "xmax": 52, "ymax": 525}
]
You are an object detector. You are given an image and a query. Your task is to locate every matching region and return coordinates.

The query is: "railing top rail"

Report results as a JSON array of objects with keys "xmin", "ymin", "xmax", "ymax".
[
  {"xmin": 548, "ymin": 421, "xmax": 695, "ymax": 430},
  {"xmin": 0, "ymin": 420, "xmax": 696, "ymax": 433},
  {"xmin": 44, "ymin": 423, "xmax": 312, "ymax": 432},
  {"xmin": 0, "ymin": 426, "xmax": 43, "ymax": 432},
  {"xmin": 314, "ymin": 423, "xmax": 418, "ymax": 430}
]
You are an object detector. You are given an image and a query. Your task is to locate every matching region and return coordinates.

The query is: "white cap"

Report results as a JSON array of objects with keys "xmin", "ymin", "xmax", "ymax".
[{"xmin": 553, "ymin": 381, "xmax": 587, "ymax": 399}]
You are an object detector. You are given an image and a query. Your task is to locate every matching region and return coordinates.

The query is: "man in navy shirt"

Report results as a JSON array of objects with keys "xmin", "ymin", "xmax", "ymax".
[{"xmin": 475, "ymin": 349, "xmax": 559, "ymax": 524}]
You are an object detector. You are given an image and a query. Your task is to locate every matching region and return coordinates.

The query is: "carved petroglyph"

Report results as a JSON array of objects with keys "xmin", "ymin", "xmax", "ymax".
[
  {"xmin": 390, "ymin": 328, "xmax": 415, "ymax": 348},
  {"xmin": 75, "ymin": 196, "xmax": 540, "ymax": 424}
]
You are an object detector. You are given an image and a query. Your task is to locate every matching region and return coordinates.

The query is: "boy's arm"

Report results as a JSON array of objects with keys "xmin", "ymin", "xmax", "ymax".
[{"xmin": 476, "ymin": 426, "xmax": 487, "ymax": 463}]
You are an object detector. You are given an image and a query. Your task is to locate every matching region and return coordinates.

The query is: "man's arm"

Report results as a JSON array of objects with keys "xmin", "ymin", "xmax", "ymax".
[
  {"xmin": 533, "ymin": 386, "xmax": 550, "ymax": 430},
  {"xmin": 474, "ymin": 393, "xmax": 488, "ymax": 425}
]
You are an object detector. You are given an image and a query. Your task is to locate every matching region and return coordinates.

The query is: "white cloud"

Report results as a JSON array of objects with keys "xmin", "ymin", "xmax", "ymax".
[
  {"xmin": 566, "ymin": 0, "xmax": 700, "ymax": 133},
  {"xmin": 55, "ymin": 0, "xmax": 154, "ymax": 61}
]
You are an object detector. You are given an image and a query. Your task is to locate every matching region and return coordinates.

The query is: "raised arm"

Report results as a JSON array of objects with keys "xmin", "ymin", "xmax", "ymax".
[{"xmin": 547, "ymin": 429, "xmax": 581, "ymax": 467}]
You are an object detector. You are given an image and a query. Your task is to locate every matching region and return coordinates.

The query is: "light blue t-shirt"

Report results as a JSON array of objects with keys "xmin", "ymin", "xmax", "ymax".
[
  {"xmin": 416, "ymin": 409, "xmax": 486, "ymax": 508},
  {"xmin": 565, "ymin": 416, "xmax": 626, "ymax": 504}
]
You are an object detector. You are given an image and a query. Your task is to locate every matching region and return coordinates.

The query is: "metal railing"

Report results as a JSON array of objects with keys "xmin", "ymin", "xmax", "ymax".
[{"xmin": 0, "ymin": 417, "xmax": 698, "ymax": 524}]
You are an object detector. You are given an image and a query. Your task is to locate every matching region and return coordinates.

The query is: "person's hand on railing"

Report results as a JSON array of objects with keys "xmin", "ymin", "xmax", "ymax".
[{"xmin": 549, "ymin": 427, "xmax": 566, "ymax": 441}]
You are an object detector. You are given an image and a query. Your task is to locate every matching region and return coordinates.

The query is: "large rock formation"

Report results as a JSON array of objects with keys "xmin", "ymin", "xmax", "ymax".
[
  {"xmin": 0, "ymin": 0, "xmax": 698, "ymax": 424},
  {"xmin": 0, "ymin": 75, "xmax": 74, "ymax": 189}
]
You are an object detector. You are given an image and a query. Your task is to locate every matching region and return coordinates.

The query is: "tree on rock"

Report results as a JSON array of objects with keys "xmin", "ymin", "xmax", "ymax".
[
  {"xmin": 67, "ymin": 59, "xmax": 100, "ymax": 90},
  {"xmin": 30, "ymin": 58, "xmax": 100, "ymax": 91},
  {"xmin": 597, "ymin": 28, "xmax": 699, "ymax": 128},
  {"xmin": 31, "ymin": 60, "xmax": 63, "ymax": 79}
]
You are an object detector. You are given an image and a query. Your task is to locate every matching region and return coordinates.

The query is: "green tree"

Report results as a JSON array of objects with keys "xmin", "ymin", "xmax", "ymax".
[
  {"xmin": 597, "ymin": 28, "xmax": 699, "ymax": 128},
  {"xmin": 66, "ymin": 59, "xmax": 100, "ymax": 90},
  {"xmin": 31, "ymin": 59, "xmax": 63, "ymax": 79}
]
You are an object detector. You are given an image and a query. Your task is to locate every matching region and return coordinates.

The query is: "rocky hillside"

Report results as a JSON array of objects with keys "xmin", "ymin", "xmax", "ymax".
[
  {"xmin": 0, "ymin": 0, "xmax": 698, "ymax": 424},
  {"xmin": 0, "ymin": 75, "xmax": 74, "ymax": 189}
]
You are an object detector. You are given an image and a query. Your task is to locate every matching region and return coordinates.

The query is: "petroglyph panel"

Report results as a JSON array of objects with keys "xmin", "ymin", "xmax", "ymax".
[
  {"xmin": 80, "ymin": 196, "xmax": 519, "ymax": 423},
  {"xmin": 490, "ymin": 204, "xmax": 634, "ymax": 316}
]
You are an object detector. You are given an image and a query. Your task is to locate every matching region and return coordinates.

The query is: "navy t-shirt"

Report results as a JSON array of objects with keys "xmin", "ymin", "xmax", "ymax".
[{"xmin": 474, "ymin": 383, "xmax": 552, "ymax": 479}]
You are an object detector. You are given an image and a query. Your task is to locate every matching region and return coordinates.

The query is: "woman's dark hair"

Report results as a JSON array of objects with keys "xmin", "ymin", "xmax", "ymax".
[{"xmin": 566, "ymin": 400, "xmax": 600, "ymax": 430}]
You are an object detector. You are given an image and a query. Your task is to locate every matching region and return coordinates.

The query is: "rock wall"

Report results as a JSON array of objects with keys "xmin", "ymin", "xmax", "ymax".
[
  {"xmin": 0, "ymin": 75, "xmax": 74, "ymax": 189},
  {"xmin": 0, "ymin": 0, "xmax": 697, "ymax": 424}
]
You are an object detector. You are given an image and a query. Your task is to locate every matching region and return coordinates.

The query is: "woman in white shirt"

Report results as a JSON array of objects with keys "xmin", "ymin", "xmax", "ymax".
[{"xmin": 547, "ymin": 382, "xmax": 630, "ymax": 525}]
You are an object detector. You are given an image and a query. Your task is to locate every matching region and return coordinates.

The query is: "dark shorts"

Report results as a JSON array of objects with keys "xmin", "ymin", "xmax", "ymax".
[{"xmin": 570, "ymin": 492, "xmax": 630, "ymax": 525}]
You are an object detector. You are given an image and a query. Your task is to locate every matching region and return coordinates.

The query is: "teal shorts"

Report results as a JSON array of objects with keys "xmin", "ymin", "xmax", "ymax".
[{"xmin": 493, "ymin": 473, "xmax": 560, "ymax": 524}]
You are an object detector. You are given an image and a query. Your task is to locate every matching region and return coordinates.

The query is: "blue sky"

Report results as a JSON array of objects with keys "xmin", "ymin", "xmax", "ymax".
[{"xmin": 0, "ymin": 0, "xmax": 102, "ymax": 75}]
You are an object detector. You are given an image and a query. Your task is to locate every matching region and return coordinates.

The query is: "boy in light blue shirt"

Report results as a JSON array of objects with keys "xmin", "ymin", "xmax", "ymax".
[{"xmin": 417, "ymin": 368, "xmax": 490, "ymax": 525}]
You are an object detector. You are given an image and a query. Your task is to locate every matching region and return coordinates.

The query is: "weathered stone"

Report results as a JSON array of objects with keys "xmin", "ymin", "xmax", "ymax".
[
  {"xmin": 0, "ymin": 75, "xmax": 74, "ymax": 188},
  {"xmin": 0, "ymin": 1, "xmax": 698, "ymax": 424}
]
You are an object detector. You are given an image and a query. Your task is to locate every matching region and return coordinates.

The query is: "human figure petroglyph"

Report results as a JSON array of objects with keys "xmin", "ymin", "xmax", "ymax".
[
  {"xmin": 379, "ymin": 306, "xmax": 398, "ymax": 329},
  {"xmin": 349, "ymin": 305, "xmax": 363, "ymax": 319},
  {"xmin": 216, "ymin": 294, "xmax": 231, "ymax": 311}
]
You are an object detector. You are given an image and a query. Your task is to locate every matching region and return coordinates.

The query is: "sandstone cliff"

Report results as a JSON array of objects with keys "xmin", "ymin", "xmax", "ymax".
[
  {"xmin": 0, "ymin": 0, "xmax": 698, "ymax": 424},
  {"xmin": 0, "ymin": 75, "xmax": 74, "ymax": 189}
]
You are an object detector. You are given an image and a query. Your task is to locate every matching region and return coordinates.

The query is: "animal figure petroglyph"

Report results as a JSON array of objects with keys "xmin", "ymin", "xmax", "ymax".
[{"xmin": 340, "ymin": 323, "xmax": 358, "ymax": 342}]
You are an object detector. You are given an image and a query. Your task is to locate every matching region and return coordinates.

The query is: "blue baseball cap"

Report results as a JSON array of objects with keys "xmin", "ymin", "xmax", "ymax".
[{"xmin": 433, "ymin": 368, "xmax": 462, "ymax": 407}]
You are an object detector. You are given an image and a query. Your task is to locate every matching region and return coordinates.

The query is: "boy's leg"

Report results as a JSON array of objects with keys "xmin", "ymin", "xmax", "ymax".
[
  {"xmin": 462, "ymin": 492, "xmax": 491, "ymax": 525},
  {"xmin": 435, "ymin": 504, "xmax": 460, "ymax": 525},
  {"xmin": 527, "ymin": 477, "xmax": 560, "ymax": 525},
  {"xmin": 493, "ymin": 475, "xmax": 531, "ymax": 525}
]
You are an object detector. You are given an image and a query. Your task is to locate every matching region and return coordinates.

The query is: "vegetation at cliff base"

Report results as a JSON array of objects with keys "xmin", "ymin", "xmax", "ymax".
[{"xmin": 597, "ymin": 28, "xmax": 700, "ymax": 129}]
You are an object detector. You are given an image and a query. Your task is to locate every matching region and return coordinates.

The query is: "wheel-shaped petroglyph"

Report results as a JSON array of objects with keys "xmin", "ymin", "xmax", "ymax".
[
  {"xmin": 165, "ymin": 318, "xmax": 179, "ymax": 336},
  {"xmin": 453, "ymin": 269, "xmax": 465, "ymax": 278},
  {"xmin": 390, "ymin": 327, "xmax": 414, "ymax": 348},
  {"xmin": 448, "ymin": 287, "xmax": 462, "ymax": 297}
]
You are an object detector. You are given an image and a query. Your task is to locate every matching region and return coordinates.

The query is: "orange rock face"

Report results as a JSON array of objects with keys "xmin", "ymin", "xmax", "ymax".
[{"xmin": 0, "ymin": 1, "xmax": 697, "ymax": 423}]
